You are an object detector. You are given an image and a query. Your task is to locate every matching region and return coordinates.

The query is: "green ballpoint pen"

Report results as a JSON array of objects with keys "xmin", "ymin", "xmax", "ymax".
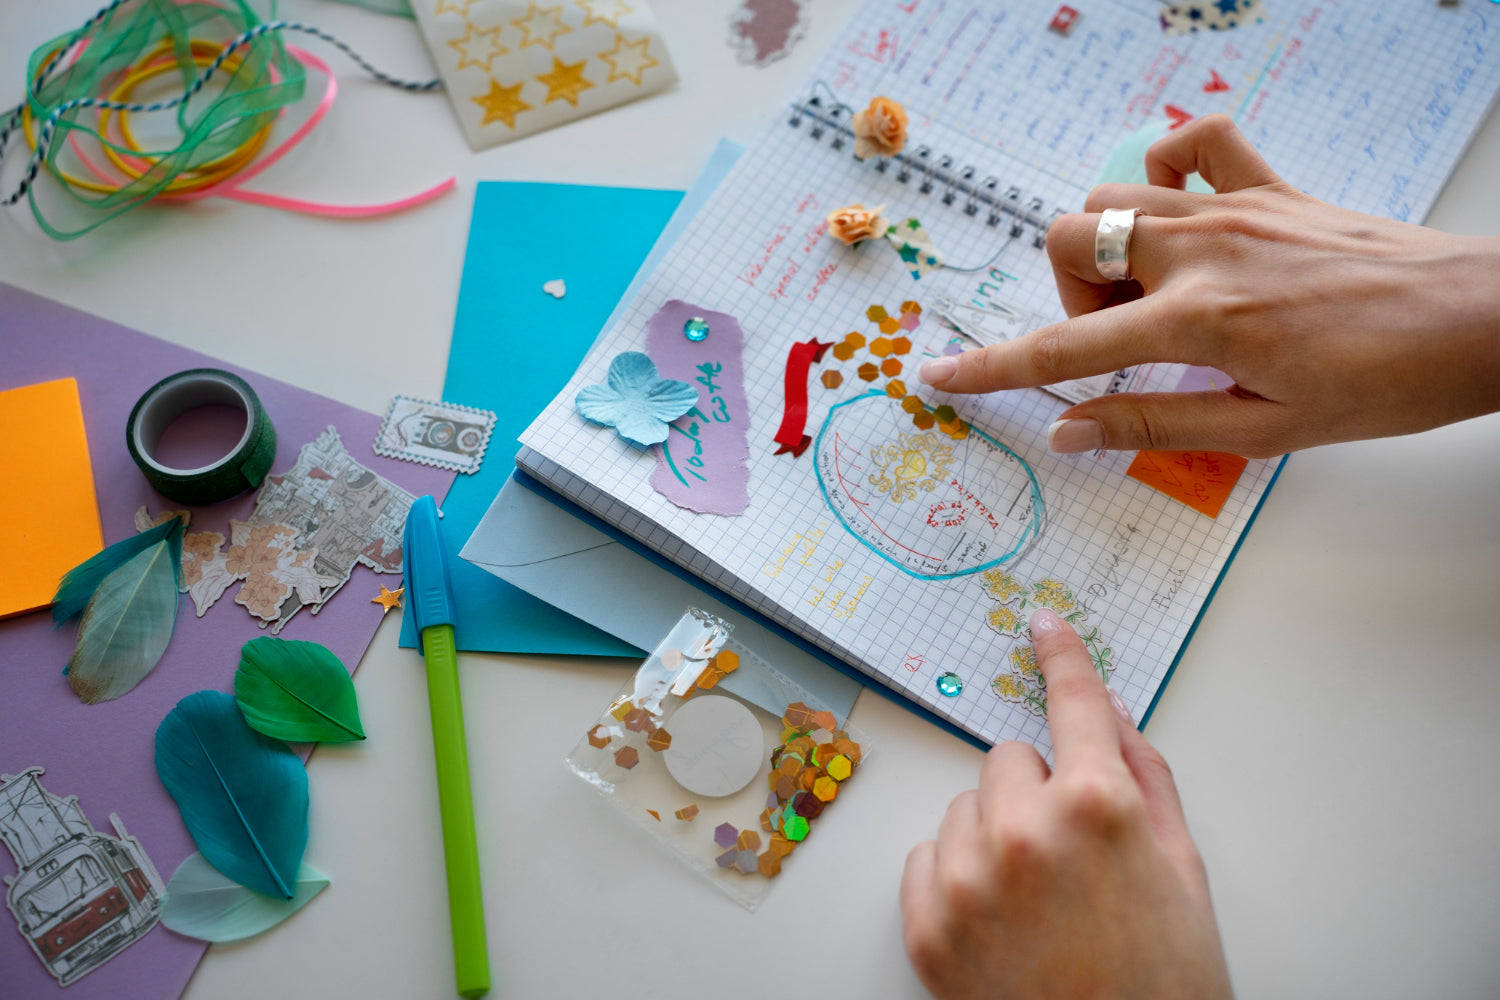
[{"xmin": 404, "ymin": 495, "xmax": 490, "ymax": 998}]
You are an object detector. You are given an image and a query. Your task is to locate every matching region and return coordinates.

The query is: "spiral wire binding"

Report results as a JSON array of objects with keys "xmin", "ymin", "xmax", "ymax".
[{"xmin": 788, "ymin": 92, "xmax": 1066, "ymax": 252}]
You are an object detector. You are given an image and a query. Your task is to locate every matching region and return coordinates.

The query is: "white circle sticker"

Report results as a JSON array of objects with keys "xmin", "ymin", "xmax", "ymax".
[{"xmin": 662, "ymin": 695, "xmax": 765, "ymax": 798}]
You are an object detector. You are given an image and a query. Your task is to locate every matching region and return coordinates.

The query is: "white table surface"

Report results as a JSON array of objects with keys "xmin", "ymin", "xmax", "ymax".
[{"xmin": 3, "ymin": 2, "xmax": 1499, "ymax": 998}]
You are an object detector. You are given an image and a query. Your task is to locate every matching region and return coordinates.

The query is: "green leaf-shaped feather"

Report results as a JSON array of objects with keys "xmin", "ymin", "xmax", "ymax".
[
  {"xmin": 159, "ymin": 852, "xmax": 329, "ymax": 943},
  {"xmin": 67, "ymin": 539, "xmax": 180, "ymax": 703},
  {"xmin": 234, "ymin": 637, "xmax": 366, "ymax": 743}
]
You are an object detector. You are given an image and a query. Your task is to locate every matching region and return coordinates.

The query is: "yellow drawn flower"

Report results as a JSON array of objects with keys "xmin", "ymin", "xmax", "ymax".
[
  {"xmin": 980, "ymin": 568, "xmax": 1025, "ymax": 604},
  {"xmin": 867, "ymin": 431, "xmax": 953, "ymax": 503},
  {"xmin": 1031, "ymin": 578, "xmax": 1079, "ymax": 615},
  {"xmin": 986, "ymin": 605, "xmax": 1024, "ymax": 637},
  {"xmin": 991, "ymin": 674, "xmax": 1025, "ymax": 700},
  {"xmin": 1010, "ymin": 645, "xmax": 1040, "ymax": 677}
]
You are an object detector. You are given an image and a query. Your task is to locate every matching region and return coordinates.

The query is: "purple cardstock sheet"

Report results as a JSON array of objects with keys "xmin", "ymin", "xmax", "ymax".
[
  {"xmin": 646, "ymin": 300, "xmax": 751, "ymax": 516},
  {"xmin": 0, "ymin": 282, "xmax": 454, "ymax": 1000}
]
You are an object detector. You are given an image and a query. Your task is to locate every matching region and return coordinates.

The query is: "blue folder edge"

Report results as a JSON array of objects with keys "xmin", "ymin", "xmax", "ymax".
[{"xmin": 513, "ymin": 449, "xmax": 1289, "ymax": 746}]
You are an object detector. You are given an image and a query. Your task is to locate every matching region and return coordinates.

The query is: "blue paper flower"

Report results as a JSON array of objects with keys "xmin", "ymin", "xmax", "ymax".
[{"xmin": 576, "ymin": 351, "xmax": 699, "ymax": 447}]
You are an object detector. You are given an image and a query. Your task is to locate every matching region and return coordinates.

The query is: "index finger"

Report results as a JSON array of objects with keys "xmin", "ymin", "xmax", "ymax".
[
  {"xmin": 1029, "ymin": 607, "xmax": 1121, "ymax": 766},
  {"xmin": 916, "ymin": 293, "xmax": 1206, "ymax": 394}
]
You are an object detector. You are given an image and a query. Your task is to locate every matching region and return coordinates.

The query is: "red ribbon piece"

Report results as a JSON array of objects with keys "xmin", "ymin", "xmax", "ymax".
[{"xmin": 772, "ymin": 338, "xmax": 834, "ymax": 457}]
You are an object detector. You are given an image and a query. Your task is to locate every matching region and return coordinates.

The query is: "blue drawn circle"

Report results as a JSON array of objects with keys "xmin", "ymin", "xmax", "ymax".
[{"xmin": 812, "ymin": 391, "xmax": 1044, "ymax": 580}]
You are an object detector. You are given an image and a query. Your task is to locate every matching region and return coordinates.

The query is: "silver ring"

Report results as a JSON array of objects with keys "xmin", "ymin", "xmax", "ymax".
[{"xmin": 1095, "ymin": 208, "xmax": 1146, "ymax": 282}]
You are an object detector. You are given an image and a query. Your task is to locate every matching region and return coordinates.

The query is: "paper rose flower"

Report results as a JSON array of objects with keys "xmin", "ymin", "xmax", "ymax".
[
  {"xmin": 851, "ymin": 96, "xmax": 908, "ymax": 160},
  {"xmin": 576, "ymin": 351, "xmax": 699, "ymax": 447},
  {"xmin": 826, "ymin": 203, "xmax": 889, "ymax": 245}
]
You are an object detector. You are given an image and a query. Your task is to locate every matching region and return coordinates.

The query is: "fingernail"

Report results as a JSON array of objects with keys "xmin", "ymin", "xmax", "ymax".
[
  {"xmin": 1108, "ymin": 688, "xmax": 1134, "ymax": 725},
  {"xmin": 1029, "ymin": 607, "xmax": 1065, "ymax": 636},
  {"xmin": 1046, "ymin": 418, "xmax": 1104, "ymax": 453},
  {"xmin": 918, "ymin": 356, "xmax": 958, "ymax": 385}
]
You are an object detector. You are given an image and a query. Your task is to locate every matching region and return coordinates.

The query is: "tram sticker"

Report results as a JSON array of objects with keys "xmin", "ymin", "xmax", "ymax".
[{"xmin": 0, "ymin": 767, "xmax": 165, "ymax": 986}]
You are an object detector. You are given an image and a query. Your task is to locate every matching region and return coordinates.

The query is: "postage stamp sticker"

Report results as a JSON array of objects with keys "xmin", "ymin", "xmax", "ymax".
[{"xmin": 374, "ymin": 395, "xmax": 497, "ymax": 475}]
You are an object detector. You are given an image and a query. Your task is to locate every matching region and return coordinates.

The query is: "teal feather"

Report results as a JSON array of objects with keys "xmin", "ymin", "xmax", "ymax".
[
  {"xmin": 52, "ymin": 516, "xmax": 183, "ymax": 625},
  {"xmin": 66, "ymin": 536, "xmax": 181, "ymax": 703},
  {"xmin": 155, "ymin": 691, "xmax": 309, "ymax": 900},
  {"xmin": 235, "ymin": 637, "xmax": 366, "ymax": 743},
  {"xmin": 159, "ymin": 852, "xmax": 329, "ymax": 943}
]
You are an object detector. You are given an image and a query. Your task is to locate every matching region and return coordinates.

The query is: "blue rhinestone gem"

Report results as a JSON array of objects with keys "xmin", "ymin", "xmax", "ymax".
[
  {"xmin": 683, "ymin": 317, "xmax": 710, "ymax": 341},
  {"xmin": 935, "ymin": 672, "xmax": 963, "ymax": 697}
]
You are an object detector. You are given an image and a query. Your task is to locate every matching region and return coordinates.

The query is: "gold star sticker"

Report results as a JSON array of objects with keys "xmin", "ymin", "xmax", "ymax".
[
  {"xmin": 448, "ymin": 22, "xmax": 508, "ymax": 73},
  {"xmin": 512, "ymin": 2, "xmax": 572, "ymax": 50},
  {"xmin": 472, "ymin": 77, "xmax": 533, "ymax": 128},
  {"xmin": 433, "ymin": 0, "xmax": 482, "ymax": 17},
  {"xmin": 576, "ymin": 0, "xmax": 634, "ymax": 28},
  {"xmin": 372, "ymin": 585, "xmax": 404, "ymax": 614},
  {"xmin": 598, "ymin": 32, "xmax": 657, "ymax": 87},
  {"xmin": 536, "ymin": 56, "xmax": 594, "ymax": 105}
]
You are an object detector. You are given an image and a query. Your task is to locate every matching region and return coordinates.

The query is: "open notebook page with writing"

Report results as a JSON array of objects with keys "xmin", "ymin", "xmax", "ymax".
[{"xmin": 518, "ymin": 0, "xmax": 1500, "ymax": 750}]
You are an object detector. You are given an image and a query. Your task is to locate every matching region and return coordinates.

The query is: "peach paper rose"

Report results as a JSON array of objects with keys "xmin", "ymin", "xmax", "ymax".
[
  {"xmin": 851, "ymin": 96, "xmax": 908, "ymax": 160},
  {"xmin": 826, "ymin": 203, "xmax": 889, "ymax": 245}
]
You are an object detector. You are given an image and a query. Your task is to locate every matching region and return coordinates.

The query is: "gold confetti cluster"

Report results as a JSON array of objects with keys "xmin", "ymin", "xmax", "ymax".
[
  {"xmin": 820, "ymin": 301, "xmax": 970, "ymax": 439},
  {"xmin": 705, "ymin": 701, "xmax": 863, "ymax": 878}
]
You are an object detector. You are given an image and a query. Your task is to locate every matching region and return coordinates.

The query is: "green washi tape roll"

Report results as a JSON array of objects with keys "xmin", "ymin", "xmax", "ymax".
[{"xmin": 126, "ymin": 369, "xmax": 277, "ymax": 505}]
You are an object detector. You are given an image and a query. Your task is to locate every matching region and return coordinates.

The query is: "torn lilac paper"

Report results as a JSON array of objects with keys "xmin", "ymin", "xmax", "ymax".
[
  {"xmin": 0, "ymin": 283, "xmax": 453, "ymax": 1000},
  {"xmin": 646, "ymin": 301, "xmax": 751, "ymax": 515}
]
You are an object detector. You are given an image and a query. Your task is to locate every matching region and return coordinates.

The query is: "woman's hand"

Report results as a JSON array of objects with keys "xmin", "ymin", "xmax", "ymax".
[
  {"xmin": 900, "ymin": 609, "xmax": 1232, "ymax": 1000},
  {"xmin": 918, "ymin": 115, "xmax": 1500, "ymax": 458}
]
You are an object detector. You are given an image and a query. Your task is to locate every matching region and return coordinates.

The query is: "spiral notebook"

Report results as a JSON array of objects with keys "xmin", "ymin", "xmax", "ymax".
[{"xmin": 516, "ymin": 0, "xmax": 1500, "ymax": 750}]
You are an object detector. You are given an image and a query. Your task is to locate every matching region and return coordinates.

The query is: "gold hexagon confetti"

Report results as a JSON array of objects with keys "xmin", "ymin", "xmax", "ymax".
[
  {"xmin": 826, "ymin": 754, "xmax": 853, "ymax": 781},
  {"xmin": 608, "ymin": 698, "xmax": 634, "ymax": 721},
  {"xmin": 833, "ymin": 343, "xmax": 855, "ymax": 361},
  {"xmin": 933, "ymin": 404, "xmax": 957, "ymax": 423},
  {"xmin": 736, "ymin": 830, "xmax": 762, "ymax": 852},
  {"xmin": 878, "ymin": 316, "xmax": 901, "ymax": 334},
  {"xmin": 845, "ymin": 330, "xmax": 867, "ymax": 348},
  {"xmin": 881, "ymin": 358, "xmax": 903, "ymax": 376},
  {"xmin": 695, "ymin": 666, "xmax": 724, "ymax": 690},
  {"xmin": 586, "ymin": 724, "xmax": 612, "ymax": 749},
  {"xmin": 623, "ymin": 708, "xmax": 653, "ymax": 732},
  {"xmin": 810, "ymin": 710, "xmax": 838, "ymax": 731},
  {"xmin": 901, "ymin": 394, "xmax": 925, "ymax": 415},
  {"xmin": 757, "ymin": 852, "xmax": 783, "ymax": 877},
  {"xmin": 813, "ymin": 776, "xmax": 840, "ymax": 802},
  {"xmin": 784, "ymin": 702, "xmax": 816, "ymax": 728},
  {"xmin": 885, "ymin": 380, "xmax": 906, "ymax": 399},
  {"xmin": 900, "ymin": 300, "xmax": 921, "ymax": 315},
  {"xmin": 647, "ymin": 728, "xmax": 673, "ymax": 752},
  {"xmin": 913, "ymin": 411, "xmax": 936, "ymax": 430},
  {"xmin": 891, "ymin": 336, "xmax": 912, "ymax": 354},
  {"xmin": 821, "ymin": 370, "xmax": 844, "ymax": 389},
  {"xmin": 857, "ymin": 362, "xmax": 880, "ymax": 382},
  {"xmin": 865, "ymin": 305, "xmax": 888, "ymax": 323},
  {"xmin": 870, "ymin": 337, "xmax": 894, "ymax": 357},
  {"xmin": 715, "ymin": 650, "xmax": 740, "ymax": 674},
  {"xmin": 675, "ymin": 804, "xmax": 699, "ymax": 822},
  {"xmin": 614, "ymin": 746, "xmax": 640, "ymax": 769}
]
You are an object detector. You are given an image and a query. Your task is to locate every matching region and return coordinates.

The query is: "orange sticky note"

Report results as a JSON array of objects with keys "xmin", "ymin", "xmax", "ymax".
[
  {"xmin": 0, "ymin": 378, "xmax": 104, "ymax": 618},
  {"xmin": 1126, "ymin": 449, "xmax": 1248, "ymax": 519}
]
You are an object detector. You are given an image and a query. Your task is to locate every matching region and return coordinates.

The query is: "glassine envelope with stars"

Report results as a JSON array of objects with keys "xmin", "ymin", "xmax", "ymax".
[{"xmin": 414, "ymin": 0, "xmax": 678, "ymax": 150}]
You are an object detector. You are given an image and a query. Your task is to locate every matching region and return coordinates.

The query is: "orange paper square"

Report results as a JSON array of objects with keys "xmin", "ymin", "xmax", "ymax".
[
  {"xmin": 0, "ymin": 378, "xmax": 104, "ymax": 618},
  {"xmin": 1126, "ymin": 449, "xmax": 1248, "ymax": 519}
]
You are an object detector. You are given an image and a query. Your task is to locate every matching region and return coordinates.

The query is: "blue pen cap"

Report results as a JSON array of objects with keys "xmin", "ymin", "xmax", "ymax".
[{"xmin": 403, "ymin": 495, "xmax": 456, "ymax": 642}]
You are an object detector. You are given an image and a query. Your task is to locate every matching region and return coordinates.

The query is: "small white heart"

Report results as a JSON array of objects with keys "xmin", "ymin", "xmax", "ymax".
[{"xmin": 543, "ymin": 279, "xmax": 566, "ymax": 298}]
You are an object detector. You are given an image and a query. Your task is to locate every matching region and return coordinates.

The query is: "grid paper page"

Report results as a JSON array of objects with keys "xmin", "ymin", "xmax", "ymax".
[{"xmin": 519, "ymin": 0, "xmax": 1500, "ymax": 750}]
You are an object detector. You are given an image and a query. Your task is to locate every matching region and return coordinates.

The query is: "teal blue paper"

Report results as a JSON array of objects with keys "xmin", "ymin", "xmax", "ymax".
[{"xmin": 398, "ymin": 184, "xmax": 683, "ymax": 654}]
